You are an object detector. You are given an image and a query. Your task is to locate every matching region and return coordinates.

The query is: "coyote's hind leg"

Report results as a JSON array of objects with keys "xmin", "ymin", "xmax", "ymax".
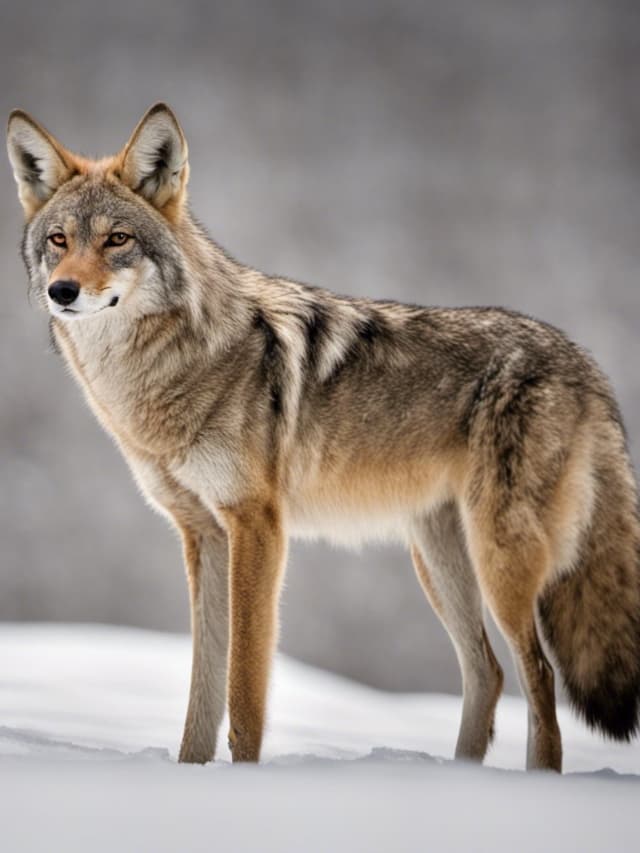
[
  {"xmin": 463, "ymin": 509, "xmax": 562, "ymax": 772},
  {"xmin": 411, "ymin": 501, "xmax": 503, "ymax": 762}
]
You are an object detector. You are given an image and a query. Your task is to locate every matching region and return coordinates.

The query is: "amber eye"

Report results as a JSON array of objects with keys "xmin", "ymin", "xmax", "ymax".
[
  {"xmin": 48, "ymin": 233, "xmax": 67, "ymax": 248},
  {"xmin": 105, "ymin": 232, "xmax": 131, "ymax": 248}
]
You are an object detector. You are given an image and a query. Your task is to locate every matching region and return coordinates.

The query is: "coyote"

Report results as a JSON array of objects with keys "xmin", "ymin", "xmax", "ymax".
[{"xmin": 7, "ymin": 104, "xmax": 640, "ymax": 770}]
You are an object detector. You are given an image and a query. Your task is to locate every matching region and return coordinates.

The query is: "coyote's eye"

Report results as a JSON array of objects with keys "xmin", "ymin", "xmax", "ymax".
[
  {"xmin": 48, "ymin": 233, "xmax": 67, "ymax": 248},
  {"xmin": 105, "ymin": 232, "xmax": 132, "ymax": 248}
]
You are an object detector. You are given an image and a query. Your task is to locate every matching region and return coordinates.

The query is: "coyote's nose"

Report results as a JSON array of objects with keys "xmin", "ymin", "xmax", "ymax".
[{"xmin": 48, "ymin": 280, "xmax": 80, "ymax": 306}]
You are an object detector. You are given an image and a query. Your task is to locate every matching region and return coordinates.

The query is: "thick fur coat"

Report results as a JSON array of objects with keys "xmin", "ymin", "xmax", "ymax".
[{"xmin": 7, "ymin": 104, "xmax": 640, "ymax": 769}]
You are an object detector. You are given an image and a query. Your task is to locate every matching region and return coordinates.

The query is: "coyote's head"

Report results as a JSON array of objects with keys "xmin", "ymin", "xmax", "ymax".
[{"xmin": 6, "ymin": 104, "xmax": 191, "ymax": 320}]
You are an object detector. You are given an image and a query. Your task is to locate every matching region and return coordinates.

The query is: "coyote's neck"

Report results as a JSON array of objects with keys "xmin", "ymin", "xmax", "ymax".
[{"xmin": 52, "ymin": 229, "xmax": 257, "ymax": 459}]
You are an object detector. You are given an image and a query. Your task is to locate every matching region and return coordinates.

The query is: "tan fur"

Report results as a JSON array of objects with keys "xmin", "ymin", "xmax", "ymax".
[
  {"xmin": 220, "ymin": 499, "xmax": 286, "ymax": 762},
  {"xmin": 8, "ymin": 104, "xmax": 640, "ymax": 769},
  {"xmin": 50, "ymin": 246, "xmax": 112, "ymax": 294}
]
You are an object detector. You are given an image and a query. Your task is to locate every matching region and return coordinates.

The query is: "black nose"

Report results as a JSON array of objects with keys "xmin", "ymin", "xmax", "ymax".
[{"xmin": 48, "ymin": 280, "xmax": 80, "ymax": 306}]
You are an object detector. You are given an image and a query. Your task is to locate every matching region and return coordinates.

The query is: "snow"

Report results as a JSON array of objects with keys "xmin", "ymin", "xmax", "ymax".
[{"xmin": 0, "ymin": 624, "xmax": 638, "ymax": 852}]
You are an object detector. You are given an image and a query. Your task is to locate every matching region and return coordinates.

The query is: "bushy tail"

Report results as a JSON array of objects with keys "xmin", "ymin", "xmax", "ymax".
[{"xmin": 538, "ymin": 449, "xmax": 640, "ymax": 741}]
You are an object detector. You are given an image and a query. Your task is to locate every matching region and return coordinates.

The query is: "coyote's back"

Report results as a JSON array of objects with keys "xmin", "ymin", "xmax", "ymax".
[{"xmin": 7, "ymin": 103, "xmax": 640, "ymax": 770}]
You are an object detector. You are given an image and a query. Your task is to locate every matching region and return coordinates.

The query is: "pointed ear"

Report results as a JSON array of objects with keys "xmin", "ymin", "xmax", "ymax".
[
  {"xmin": 119, "ymin": 103, "xmax": 189, "ymax": 213},
  {"xmin": 7, "ymin": 110, "xmax": 74, "ymax": 218}
]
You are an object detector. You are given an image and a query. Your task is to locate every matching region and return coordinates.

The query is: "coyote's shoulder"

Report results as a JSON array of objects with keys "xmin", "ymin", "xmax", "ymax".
[{"xmin": 8, "ymin": 103, "xmax": 640, "ymax": 769}]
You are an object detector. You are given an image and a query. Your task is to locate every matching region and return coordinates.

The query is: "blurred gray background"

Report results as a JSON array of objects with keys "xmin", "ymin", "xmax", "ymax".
[{"xmin": 1, "ymin": 0, "xmax": 639, "ymax": 695}]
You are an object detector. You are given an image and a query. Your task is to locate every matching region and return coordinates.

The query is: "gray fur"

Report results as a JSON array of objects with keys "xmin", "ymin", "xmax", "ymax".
[{"xmin": 7, "ymin": 104, "xmax": 640, "ymax": 769}]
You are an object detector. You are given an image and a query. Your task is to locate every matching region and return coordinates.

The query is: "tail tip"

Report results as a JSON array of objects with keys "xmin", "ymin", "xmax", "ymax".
[{"xmin": 566, "ymin": 678, "xmax": 640, "ymax": 742}]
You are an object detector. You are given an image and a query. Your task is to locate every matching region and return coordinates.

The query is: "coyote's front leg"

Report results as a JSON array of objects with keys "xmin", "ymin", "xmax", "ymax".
[
  {"xmin": 178, "ymin": 521, "xmax": 229, "ymax": 764},
  {"xmin": 123, "ymin": 453, "xmax": 230, "ymax": 765},
  {"xmin": 220, "ymin": 499, "xmax": 286, "ymax": 763}
]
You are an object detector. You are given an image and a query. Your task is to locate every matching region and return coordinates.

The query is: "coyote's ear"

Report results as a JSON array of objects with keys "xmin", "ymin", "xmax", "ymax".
[
  {"xmin": 7, "ymin": 111, "xmax": 74, "ymax": 218},
  {"xmin": 119, "ymin": 103, "xmax": 189, "ymax": 214}
]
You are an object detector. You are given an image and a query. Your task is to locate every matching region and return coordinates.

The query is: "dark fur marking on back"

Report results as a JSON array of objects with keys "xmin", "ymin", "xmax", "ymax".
[
  {"xmin": 357, "ymin": 314, "xmax": 385, "ymax": 344},
  {"xmin": 254, "ymin": 310, "xmax": 284, "ymax": 417},
  {"xmin": 322, "ymin": 310, "xmax": 391, "ymax": 387},
  {"xmin": 304, "ymin": 303, "xmax": 329, "ymax": 370}
]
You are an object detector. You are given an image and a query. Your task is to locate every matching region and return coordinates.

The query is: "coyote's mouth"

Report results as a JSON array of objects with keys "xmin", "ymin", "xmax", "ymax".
[{"xmin": 52, "ymin": 296, "xmax": 120, "ymax": 319}]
